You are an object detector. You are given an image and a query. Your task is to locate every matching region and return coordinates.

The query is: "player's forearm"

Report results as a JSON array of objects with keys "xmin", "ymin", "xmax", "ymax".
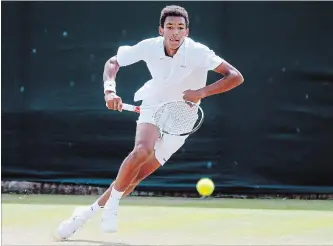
[
  {"xmin": 198, "ymin": 70, "xmax": 244, "ymax": 98},
  {"xmin": 103, "ymin": 56, "xmax": 120, "ymax": 94}
]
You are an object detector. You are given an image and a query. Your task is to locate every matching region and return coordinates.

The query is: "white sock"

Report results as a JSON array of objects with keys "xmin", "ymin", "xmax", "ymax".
[{"xmin": 104, "ymin": 188, "xmax": 124, "ymax": 210}]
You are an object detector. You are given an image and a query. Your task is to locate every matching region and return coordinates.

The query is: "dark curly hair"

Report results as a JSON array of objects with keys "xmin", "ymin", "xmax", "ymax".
[{"xmin": 160, "ymin": 5, "xmax": 189, "ymax": 28}]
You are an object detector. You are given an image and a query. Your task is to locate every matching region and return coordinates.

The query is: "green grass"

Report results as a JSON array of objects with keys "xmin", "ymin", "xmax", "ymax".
[
  {"xmin": 2, "ymin": 194, "xmax": 333, "ymax": 245},
  {"xmin": 2, "ymin": 193, "xmax": 333, "ymax": 211}
]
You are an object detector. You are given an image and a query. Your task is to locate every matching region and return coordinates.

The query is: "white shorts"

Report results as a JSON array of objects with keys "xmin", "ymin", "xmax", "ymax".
[{"xmin": 136, "ymin": 103, "xmax": 188, "ymax": 166}]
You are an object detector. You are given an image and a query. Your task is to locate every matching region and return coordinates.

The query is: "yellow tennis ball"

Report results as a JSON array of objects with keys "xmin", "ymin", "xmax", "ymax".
[{"xmin": 196, "ymin": 178, "xmax": 215, "ymax": 196}]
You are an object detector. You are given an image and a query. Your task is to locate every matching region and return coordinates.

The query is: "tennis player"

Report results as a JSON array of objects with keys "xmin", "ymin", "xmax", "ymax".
[{"xmin": 57, "ymin": 5, "xmax": 243, "ymax": 239}]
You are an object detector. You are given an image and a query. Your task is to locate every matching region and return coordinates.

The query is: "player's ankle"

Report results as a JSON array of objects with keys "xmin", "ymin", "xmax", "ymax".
[
  {"xmin": 111, "ymin": 187, "xmax": 125, "ymax": 199},
  {"xmin": 104, "ymin": 187, "xmax": 125, "ymax": 209}
]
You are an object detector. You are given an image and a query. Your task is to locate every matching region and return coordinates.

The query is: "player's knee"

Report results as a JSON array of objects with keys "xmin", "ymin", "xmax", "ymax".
[{"xmin": 131, "ymin": 143, "xmax": 153, "ymax": 162}]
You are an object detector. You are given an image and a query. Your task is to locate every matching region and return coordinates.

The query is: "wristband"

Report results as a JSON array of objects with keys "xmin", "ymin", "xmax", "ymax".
[{"xmin": 104, "ymin": 80, "xmax": 116, "ymax": 94}]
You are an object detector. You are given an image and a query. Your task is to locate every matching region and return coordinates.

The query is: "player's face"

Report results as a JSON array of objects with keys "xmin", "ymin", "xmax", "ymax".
[{"xmin": 159, "ymin": 16, "xmax": 189, "ymax": 51}]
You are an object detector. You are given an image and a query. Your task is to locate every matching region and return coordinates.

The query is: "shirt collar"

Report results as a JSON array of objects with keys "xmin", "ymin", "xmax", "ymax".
[{"xmin": 159, "ymin": 37, "xmax": 187, "ymax": 60}]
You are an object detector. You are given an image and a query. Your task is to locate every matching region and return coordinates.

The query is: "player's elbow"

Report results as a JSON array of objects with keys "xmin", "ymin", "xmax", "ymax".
[
  {"xmin": 105, "ymin": 56, "xmax": 118, "ymax": 67},
  {"xmin": 231, "ymin": 69, "xmax": 244, "ymax": 85},
  {"xmin": 104, "ymin": 56, "xmax": 119, "ymax": 74}
]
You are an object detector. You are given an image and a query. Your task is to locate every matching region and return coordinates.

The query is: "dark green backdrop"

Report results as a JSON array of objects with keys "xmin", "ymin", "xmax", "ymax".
[{"xmin": 2, "ymin": 1, "xmax": 333, "ymax": 193}]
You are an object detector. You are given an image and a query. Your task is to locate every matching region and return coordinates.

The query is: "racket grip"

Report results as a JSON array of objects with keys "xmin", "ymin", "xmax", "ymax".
[{"xmin": 122, "ymin": 103, "xmax": 140, "ymax": 113}]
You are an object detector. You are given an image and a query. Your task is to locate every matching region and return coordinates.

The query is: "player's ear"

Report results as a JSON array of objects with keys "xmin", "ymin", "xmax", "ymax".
[
  {"xmin": 186, "ymin": 28, "xmax": 189, "ymax": 37},
  {"xmin": 159, "ymin": 26, "xmax": 164, "ymax": 36}
]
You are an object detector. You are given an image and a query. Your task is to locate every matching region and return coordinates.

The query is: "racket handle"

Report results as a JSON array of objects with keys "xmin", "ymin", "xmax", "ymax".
[{"xmin": 122, "ymin": 103, "xmax": 140, "ymax": 113}]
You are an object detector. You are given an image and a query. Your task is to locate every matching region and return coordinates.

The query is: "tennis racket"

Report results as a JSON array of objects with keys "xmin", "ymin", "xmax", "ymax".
[{"xmin": 121, "ymin": 100, "xmax": 204, "ymax": 136}]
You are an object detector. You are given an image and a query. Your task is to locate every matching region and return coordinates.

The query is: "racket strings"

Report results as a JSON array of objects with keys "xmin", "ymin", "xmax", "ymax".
[{"xmin": 153, "ymin": 101, "xmax": 202, "ymax": 135}]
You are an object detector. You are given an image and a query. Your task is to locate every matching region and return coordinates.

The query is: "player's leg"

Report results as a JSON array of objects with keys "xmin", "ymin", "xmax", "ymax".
[
  {"xmin": 112, "ymin": 123, "xmax": 160, "ymax": 192},
  {"xmin": 101, "ymin": 123, "xmax": 160, "ymax": 232},
  {"xmin": 56, "ymin": 155, "xmax": 161, "ymax": 240},
  {"xmin": 102, "ymin": 134, "xmax": 189, "ymax": 233},
  {"xmin": 122, "ymin": 156, "xmax": 161, "ymax": 195},
  {"xmin": 97, "ymin": 155, "xmax": 160, "ymax": 205}
]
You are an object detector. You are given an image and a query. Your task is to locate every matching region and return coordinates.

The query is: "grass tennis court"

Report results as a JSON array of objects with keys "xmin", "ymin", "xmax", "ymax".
[{"xmin": 2, "ymin": 194, "xmax": 333, "ymax": 245}]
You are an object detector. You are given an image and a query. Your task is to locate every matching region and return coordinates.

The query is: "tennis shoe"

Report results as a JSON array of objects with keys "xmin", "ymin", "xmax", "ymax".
[
  {"xmin": 56, "ymin": 206, "xmax": 96, "ymax": 240},
  {"xmin": 101, "ymin": 207, "xmax": 118, "ymax": 233}
]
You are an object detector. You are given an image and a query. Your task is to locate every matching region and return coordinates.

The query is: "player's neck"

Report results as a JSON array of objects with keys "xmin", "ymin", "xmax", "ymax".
[
  {"xmin": 163, "ymin": 39, "xmax": 185, "ymax": 57},
  {"xmin": 164, "ymin": 46, "xmax": 178, "ymax": 57}
]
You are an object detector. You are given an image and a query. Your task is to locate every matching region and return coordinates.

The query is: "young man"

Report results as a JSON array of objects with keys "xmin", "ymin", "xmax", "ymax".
[{"xmin": 57, "ymin": 5, "xmax": 243, "ymax": 239}]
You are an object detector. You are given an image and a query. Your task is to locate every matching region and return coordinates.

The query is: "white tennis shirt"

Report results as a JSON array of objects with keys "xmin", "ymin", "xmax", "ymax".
[{"xmin": 116, "ymin": 36, "xmax": 224, "ymax": 104}]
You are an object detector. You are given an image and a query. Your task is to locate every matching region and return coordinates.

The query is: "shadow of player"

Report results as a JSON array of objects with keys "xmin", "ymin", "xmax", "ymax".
[{"xmin": 65, "ymin": 239, "xmax": 131, "ymax": 246}]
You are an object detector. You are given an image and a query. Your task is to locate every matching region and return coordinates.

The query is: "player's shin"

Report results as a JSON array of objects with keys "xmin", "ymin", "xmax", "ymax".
[{"xmin": 97, "ymin": 182, "xmax": 114, "ymax": 207}]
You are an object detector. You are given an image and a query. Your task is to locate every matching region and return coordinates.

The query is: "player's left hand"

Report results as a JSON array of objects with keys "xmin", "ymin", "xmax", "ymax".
[{"xmin": 182, "ymin": 89, "xmax": 204, "ymax": 103}]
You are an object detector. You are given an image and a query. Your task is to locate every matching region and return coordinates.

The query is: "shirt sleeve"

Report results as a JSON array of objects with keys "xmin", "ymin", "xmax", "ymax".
[
  {"xmin": 116, "ymin": 39, "xmax": 149, "ymax": 67},
  {"xmin": 197, "ymin": 45, "xmax": 224, "ymax": 71}
]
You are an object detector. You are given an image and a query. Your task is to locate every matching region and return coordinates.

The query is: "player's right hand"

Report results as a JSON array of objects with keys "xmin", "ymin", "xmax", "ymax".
[{"xmin": 105, "ymin": 92, "xmax": 123, "ymax": 111}]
